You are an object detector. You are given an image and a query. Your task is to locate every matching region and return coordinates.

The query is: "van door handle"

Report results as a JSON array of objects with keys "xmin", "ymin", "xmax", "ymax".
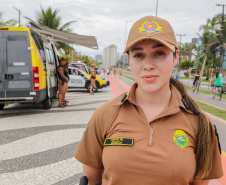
[{"xmin": 5, "ymin": 74, "xmax": 14, "ymax": 80}]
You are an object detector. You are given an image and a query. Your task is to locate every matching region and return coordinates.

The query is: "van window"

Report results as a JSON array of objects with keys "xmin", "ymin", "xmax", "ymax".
[
  {"xmin": 45, "ymin": 48, "xmax": 50, "ymax": 64},
  {"xmin": 7, "ymin": 35, "xmax": 29, "ymax": 68},
  {"xmin": 8, "ymin": 35, "xmax": 27, "ymax": 41},
  {"xmin": 40, "ymin": 49, "xmax": 46, "ymax": 64},
  {"xmin": 48, "ymin": 49, "xmax": 54, "ymax": 64}
]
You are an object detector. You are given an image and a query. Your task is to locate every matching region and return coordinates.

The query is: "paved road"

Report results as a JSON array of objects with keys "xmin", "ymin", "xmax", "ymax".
[{"xmin": 0, "ymin": 74, "xmax": 225, "ymax": 185}]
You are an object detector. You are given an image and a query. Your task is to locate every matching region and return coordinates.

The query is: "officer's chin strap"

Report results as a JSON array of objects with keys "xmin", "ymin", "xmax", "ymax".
[{"xmin": 79, "ymin": 176, "xmax": 102, "ymax": 185}]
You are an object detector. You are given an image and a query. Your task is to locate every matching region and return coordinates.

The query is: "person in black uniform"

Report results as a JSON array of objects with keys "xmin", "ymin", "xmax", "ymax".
[
  {"xmin": 64, "ymin": 62, "xmax": 70, "ymax": 105},
  {"xmin": 57, "ymin": 58, "xmax": 68, "ymax": 108}
]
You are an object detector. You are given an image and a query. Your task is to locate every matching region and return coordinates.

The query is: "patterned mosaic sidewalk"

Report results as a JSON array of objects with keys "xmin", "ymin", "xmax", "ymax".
[{"xmin": 0, "ymin": 88, "xmax": 113, "ymax": 185}]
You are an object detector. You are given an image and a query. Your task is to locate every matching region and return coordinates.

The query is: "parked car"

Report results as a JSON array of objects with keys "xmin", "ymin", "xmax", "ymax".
[{"xmin": 68, "ymin": 67, "xmax": 109, "ymax": 92}]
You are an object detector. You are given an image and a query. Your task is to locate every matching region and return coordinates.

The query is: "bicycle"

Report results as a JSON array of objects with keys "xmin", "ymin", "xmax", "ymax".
[{"xmin": 211, "ymin": 84, "xmax": 222, "ymax": 100}]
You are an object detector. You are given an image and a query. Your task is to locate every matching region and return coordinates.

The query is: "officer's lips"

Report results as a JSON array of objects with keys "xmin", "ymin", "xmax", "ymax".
[{"xmin": 142, "ymin": 75, "xmax": 158, "ymax": 82}]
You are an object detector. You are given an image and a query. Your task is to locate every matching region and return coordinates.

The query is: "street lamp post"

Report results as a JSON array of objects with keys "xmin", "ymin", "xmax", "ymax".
[
  {"xmin": 156, "ymin": 0, "xmax": 158, "ymax": 17},
  {"xmin": 216, "ymin": 3, "xmax": 226, "ymax": 77},
  {"xmin": 13, "ymin": 7, "xmax": 21, "ymax": 27},
  {"xmin": 176, "ymin": 34, "xmax": 186, "ymax": 79},
  {"xmin": 123, "ymin": 20, "xmax": 132, "ymax": 71}
]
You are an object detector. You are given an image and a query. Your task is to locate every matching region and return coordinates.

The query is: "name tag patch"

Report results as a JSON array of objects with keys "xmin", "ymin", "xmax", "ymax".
[{"xmin": 104, "ymin": 137, "xmax": 134, "ymax": 146}]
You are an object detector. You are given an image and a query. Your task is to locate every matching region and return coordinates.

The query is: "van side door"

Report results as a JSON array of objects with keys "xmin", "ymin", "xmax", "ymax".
[
  {"xmin": 1, "ymin": 31, "xmax": 33, "ymax": 99},
  {"xmin": 44, "ymin": 46, "xmax": 57, "ymax": 99}
]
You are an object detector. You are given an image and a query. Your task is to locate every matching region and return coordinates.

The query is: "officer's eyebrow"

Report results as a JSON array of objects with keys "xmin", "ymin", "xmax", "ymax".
[
  {"xmin": 130, "ymin": 47, "xmax": 143, "ymax": 52},
  {"xmin": 152, "ymin": 44, "xmax": 165, "ymax": 49}
]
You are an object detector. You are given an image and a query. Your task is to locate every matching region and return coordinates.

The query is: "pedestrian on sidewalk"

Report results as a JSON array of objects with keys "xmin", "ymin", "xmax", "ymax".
[
  {"xmin": 113, "ymin": 67, "xmax": 117, "ymax": 77},
  {"xmin": 106, "ymin": 67, "xmax": 110, "ymax": 76},
  {"xmin": 118, "ymin": 68, "xmax": 122, "ymax": 78},
  {"xmin": 75, "ymin": 15, "xmax": 223, "ymax": 185}
]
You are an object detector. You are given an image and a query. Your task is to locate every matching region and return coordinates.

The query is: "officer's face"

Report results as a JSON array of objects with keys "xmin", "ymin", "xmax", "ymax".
[{"xmin": 128, "ymin": 40, "xmax": 178, "ymax": 94}]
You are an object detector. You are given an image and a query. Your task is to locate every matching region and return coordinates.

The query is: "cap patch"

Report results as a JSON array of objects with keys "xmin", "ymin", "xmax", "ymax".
[
  {"xmin": 104, "ymin": 137, "xmax": 134, "ymax": 146},
  {"xmin": 174, "ymin": 130, "xmax": 189, "ymax": 149},
  {"xmin": 139, "ymin": 21, "xmax": 162, "ymax": 33}
]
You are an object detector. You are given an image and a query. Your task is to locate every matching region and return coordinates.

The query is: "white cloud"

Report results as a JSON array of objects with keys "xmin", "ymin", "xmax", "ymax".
[{"xmin": 1, "ymin": 0, "xmax": 225, "ymax": 58}]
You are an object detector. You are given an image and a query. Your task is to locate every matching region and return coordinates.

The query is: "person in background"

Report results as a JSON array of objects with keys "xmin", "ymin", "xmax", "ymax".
[
  {"xmin": 75, "ymin": 15, "xmax": 223, "ymax": 185},
  {"xmin": 57, "ymin": 58, "xmax": 68, "ymax": 108},
  {"xmin": 192, "ymin": 71, "xmax": 200, "ymax": 92},
  {"xmin": 113, "ymin": 67, "xmax": 117, "ymax": 77},
  {"xmin": 64, "ymin": 62, "xmax": 70, "ymax": 105},
  {"xmin": 106, "ymin": 67, "xmax": 110, "ymax": 76},
  {"xmin": 90, "ymin": 64, "xmax": 97, "ymax": 95},
  {"xmin": 210, "ymin": 71, "xmax": 223, "ymax": 98},
  {"xmin": 118, "ymin": 68, "xmax": 122, "ymax": 78}
]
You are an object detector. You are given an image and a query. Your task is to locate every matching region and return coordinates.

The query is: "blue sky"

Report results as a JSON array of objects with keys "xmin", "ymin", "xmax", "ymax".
[{"xmin": 0, "ymin": 0, "xmax": 225, "ymax": 58}]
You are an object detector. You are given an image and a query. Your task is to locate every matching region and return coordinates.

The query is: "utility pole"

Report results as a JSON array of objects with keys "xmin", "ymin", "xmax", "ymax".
[
  {"xmin": 156, "ymin": 0, "xmax": 158, "ymax": 17},
  {"xmin": 123, "ymin": 20, "xmax": 132, "ymax": 71},
  {"xmin": 216, "ymin": 3, "xmax": 226, "ymax": 77},
  {"xmin": 13, "ymin": 7, "xmax": 21, "ymax": 27},
  {"xmin": 176, "ymin": 34, "xmax": 186, "ymax": 79}
]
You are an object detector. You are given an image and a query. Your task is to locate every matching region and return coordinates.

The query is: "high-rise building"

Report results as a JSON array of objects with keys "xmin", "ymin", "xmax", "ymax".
[
  {"xmin": 95, "ymin": 55, "xmax": 102, "ymax": 62},
  {"xmin": 103, "ymin": 44, "xmax": 117, "ymax": 67}
]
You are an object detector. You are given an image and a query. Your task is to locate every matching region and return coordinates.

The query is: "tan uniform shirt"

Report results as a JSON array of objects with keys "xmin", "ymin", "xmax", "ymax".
[{"xmin": 75, "ymin": 83, "xmax": 223, "ymax": 185}]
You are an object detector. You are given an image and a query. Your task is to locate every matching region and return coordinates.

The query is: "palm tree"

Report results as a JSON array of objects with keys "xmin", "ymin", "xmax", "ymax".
[
  {"xmin": 25, "ymin": 6, "xmax": 76, "ymax": 54},
  {"xmin": 0, "ymin": 12, "xmax": 17, "ymax": 26}
]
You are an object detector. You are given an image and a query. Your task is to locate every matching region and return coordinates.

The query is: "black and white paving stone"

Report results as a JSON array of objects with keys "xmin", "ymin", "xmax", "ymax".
[{"xmin": 0, "ymin": 88, "xmax": 113, "ymax": 185}]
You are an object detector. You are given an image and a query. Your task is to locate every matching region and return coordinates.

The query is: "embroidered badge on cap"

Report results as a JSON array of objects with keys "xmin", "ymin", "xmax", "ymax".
[
  {"xmin": 104, "ymin": 137, "xmax": 134, "ymax": 146},
  {"xmin": 138, "ymin": 21, "xmax": 162, "ymax": 33},
  {"xmin": 174, "ymin": 130, "xmax": 189, "ymax": 149}
]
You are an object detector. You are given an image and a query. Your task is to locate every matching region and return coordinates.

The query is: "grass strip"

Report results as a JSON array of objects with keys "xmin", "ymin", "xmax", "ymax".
[{"xmin": 195, "ymin": 101, "xmax": 226, "ymax": 121}]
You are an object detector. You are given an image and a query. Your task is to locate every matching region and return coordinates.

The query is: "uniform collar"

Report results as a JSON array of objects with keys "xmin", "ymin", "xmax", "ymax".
[{"xmin": 116, "ymin": 83, "xmax": 193, "ymax": 115}]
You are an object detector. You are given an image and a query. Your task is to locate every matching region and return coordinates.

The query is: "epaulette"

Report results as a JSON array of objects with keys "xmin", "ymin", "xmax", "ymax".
[{"xmin": 121, "ymin": 94, "xmax": 127, "ymax": 103}]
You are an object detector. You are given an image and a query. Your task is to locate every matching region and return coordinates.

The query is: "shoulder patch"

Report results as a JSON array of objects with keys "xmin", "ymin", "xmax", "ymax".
[
  {"xmin": 104, "ymin": 137, "xmax": 134, "ymax": 146},
  {"xmin": 121, "ymin": 94, "xmax": 127, "ymax": 102},
  {"xmin": 174, "ymin": 130, "xmax": 189, "ymax": 149}
]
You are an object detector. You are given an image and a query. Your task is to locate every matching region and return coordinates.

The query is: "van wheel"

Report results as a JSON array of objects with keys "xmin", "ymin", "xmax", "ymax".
[
  {"xmin": 0, "ymin": 104, "xmax": 5, "ymax": 110},
  {"xmin": 42, "ymin": 97, "xmax": 52, "ymax": 109},
  {"xmin": 86, "ymin": 82, "xmax": 99, "ymax": 92}
]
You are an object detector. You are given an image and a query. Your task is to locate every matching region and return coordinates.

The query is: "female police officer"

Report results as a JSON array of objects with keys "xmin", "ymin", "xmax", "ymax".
[{"xmin": 75, "ymin": 16, "xmax": 223, "ymax": 185}]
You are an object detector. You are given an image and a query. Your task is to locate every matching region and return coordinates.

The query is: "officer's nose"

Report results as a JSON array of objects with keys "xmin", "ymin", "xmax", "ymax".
[{"xmin": 143, "ymin": 56, "xmax": 156, "ymax": 71}]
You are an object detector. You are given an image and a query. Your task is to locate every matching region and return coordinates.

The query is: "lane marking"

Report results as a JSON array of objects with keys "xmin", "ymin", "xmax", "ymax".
[{"xmin": 204, "ymin": 112, "xmax": 226, "ymax": 125}]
